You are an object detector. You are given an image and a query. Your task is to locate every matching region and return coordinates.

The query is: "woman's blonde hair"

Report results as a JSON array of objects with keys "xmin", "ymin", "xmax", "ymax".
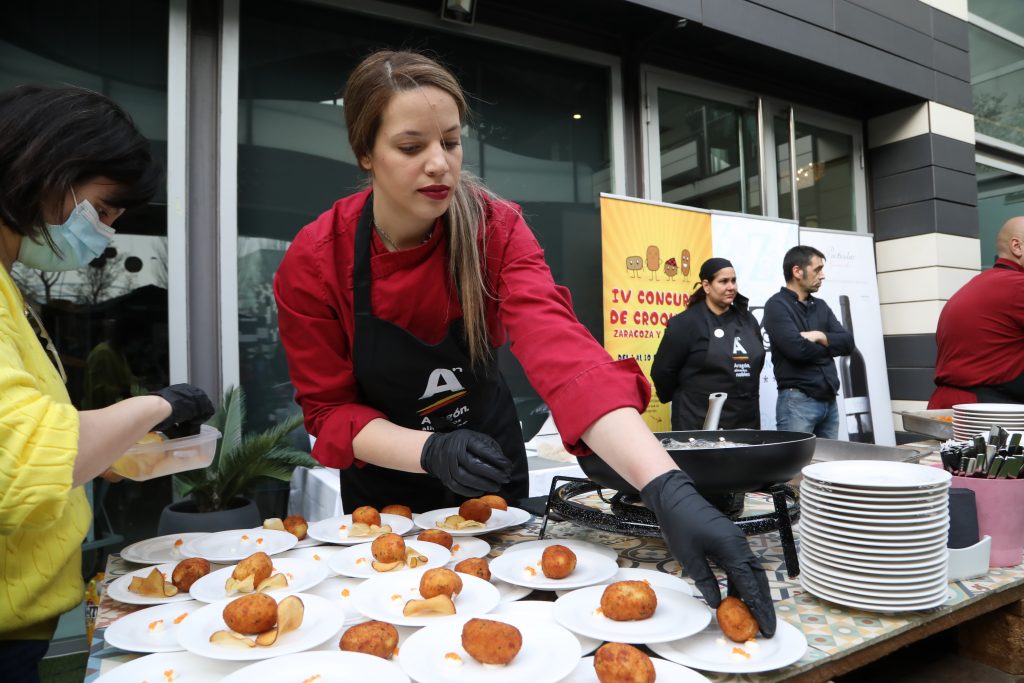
[{"xmin": 344, "ymin": 50, "xmax": 494, "ymax": 368}]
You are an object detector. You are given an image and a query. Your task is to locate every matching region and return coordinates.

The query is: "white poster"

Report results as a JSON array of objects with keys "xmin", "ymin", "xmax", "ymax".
[
  {"xmin": 799, "ymin": 228, "xmax": 896, "ymax": 446},
  {"xmin": 711, "ymin": 213, "xmax": 799, "ymax": 430}
]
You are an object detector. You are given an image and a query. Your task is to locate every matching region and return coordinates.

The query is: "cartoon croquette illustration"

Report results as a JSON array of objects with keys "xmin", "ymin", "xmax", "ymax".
[
  {"xmin": 646, "ymin": 245, "xmax": 661, "ymax": 280},
  {"xmin": 626, "ymin": 255, "xmax": 643, "ymax": 278},
  {"xmin": 681, "ymin": 249, "xmax": 691, "ymax": 277},
  {"xmin": 664, "ymin": 257, "xmax": 678, "ymax": 280}
]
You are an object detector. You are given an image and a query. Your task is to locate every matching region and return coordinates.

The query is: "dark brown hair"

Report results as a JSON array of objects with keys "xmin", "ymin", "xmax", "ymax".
[
  {"xmin": 344, "ymin": 50, "xmax": 495, "ymax": 368},
  {"xmin": 0, "ymin": 85, "xmax": 161, "ymax": 245}
]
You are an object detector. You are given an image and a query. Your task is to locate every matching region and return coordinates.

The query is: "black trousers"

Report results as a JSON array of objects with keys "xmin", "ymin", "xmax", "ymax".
[{"xmin": 0, "ymin": 640, "xmax": 49, "ymax": 683}]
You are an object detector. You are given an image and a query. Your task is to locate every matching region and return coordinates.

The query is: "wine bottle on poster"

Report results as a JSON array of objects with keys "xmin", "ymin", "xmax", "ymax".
[{"xmin": 839, "ymin": 295, "xmax": 874, "ymax": 443}]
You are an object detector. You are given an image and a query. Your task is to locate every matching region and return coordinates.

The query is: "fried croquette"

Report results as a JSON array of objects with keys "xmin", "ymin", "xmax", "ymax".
[
  {"xmin": 282, "ymin": 514, "xmax": 308, "ymax": 540},
  {"xmin": 233, "ymin": 552, "xmax": 273, "ymax": 586},
  {"xmin": 717, "ymin": 595, "xmax": 760, "ymax": 643},
  {"xmin": 223, "ymin": 593, "xmax": 278, "ymax": 635},
  {"xmin": 352, "ymin": 506, "xmax": 382, "ymax": 527},
  {"xmin": 339, "ymin": 620, "xmax": 399, "ymax": 659},
  {"xmin": 453, "ymin": 557, "xmax": 491, "ymax": 581},
  {"xmin": 541, "ymin": 544, "xmax": 577, "ymax": 579},
  {"xmin": 171, "ymin": 557, "xmax": 211, "ymax": 592},
  {"xmin": 458, "ymin": 498, "xmax": 492, "ymax": 524},
  {"xmin": 381, "ymin": 504, "xmax": 413, "ymax": 519},
  {"xmin": 461, "ymin": 618, "xmax": 522, "ymax": 665},
  {"xmin": 600, "ymin": 581, "xmax": 658, "ymax": 621},
  {"xmin": 416, "ymin": 528, "xmax": 454, "ymax": 551},
  {"xmin": 419, "ymin": 568, "xmax": 463, "ymax": 599},
  {"xmin": 477, "ymin": 494, "xmax": 508, "ymax": 511},
  {"xmin": 593, "ymin": 642, "xmax": 656, "ymax": 683},
  {"xmin": 371, "ymin": 533, "xmax": 406, "ymax": 564}
]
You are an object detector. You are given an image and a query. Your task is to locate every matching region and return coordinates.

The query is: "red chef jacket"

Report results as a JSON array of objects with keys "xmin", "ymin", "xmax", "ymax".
[
  {"xmin": 929, "ymin": 257, "xmax": 1024, "ymax": 409},
  {"xmin": 274, "ymin": 189, "xmax": 650, "ymax": 469}
]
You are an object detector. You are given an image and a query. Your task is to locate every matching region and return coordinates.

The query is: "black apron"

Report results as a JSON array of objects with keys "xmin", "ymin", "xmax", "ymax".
[
  {"xmin": 345, "ymin": 199, "xmax": 528, "ymax": 513},
  {"xmin": 670, "ymin": 303, "xmax": 766, "ymax": 431}
]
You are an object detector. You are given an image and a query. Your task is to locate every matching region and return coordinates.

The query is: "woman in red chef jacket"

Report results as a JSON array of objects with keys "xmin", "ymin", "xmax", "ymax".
[{"xmin": 274, "ymin": 49, "xmax": 775, "ymax": 635}]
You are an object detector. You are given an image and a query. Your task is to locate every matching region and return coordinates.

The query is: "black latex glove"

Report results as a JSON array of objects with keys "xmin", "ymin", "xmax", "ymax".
[
  {"xmin": 150, "ymin": 384, "xmax": 215, "ymax": 439},
  {"xmin": 641, "ymin": 469, "xmax": 777, "ymax": 638},
  {"xmin": 420, "ymin": 429, "xmax": 513, "ymax": 498}
]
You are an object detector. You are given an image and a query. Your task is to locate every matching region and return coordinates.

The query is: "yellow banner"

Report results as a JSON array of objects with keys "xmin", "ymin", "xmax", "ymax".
[{"xmin": 600, "ymin": 196, "xmax": 712, "ymax": 430}]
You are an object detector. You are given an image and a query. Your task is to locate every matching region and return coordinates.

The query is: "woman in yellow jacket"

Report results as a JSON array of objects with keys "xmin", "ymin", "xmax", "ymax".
[{"xmin": 0, "ymin": 85, "xmax": 214, "ymax": 682}]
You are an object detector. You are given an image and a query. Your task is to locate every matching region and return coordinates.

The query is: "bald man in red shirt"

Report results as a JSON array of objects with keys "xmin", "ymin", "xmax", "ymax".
[{"xmin": 929, "ymin": 218, "xmax": 1024, "ymax": 408}]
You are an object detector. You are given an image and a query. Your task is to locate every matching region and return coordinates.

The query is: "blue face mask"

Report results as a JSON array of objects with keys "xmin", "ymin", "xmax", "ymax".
[{"xmin": 17, "ymin": 196, "xmax": 115, "ymax": 272}]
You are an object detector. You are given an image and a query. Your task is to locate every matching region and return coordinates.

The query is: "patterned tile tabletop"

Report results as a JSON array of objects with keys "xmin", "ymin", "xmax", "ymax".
[{"xmin": 85, "ymin": 489, "xmax": 1024, "ymax": 682}]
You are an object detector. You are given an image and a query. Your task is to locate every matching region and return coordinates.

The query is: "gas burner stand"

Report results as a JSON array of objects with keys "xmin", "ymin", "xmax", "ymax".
[{"xmin": 540, "ymin": 476, "xmax": 802, "ymax": 578}]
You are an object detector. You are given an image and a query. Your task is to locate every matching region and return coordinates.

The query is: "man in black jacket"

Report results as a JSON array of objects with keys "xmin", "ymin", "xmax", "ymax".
[{"xmin": 762, "ymin": 245, "xmax": 853, "ymax": 438}]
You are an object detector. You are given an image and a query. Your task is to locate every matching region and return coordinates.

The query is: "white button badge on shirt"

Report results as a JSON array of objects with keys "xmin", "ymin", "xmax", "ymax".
[{"xmin": 713, "ymin": 328, "xmax": 725, "ymax": 338}]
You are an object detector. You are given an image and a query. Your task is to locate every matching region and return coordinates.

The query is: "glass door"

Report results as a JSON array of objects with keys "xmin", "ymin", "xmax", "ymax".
[{"xmin": 643, "ymin": 72, "xmax": 761, "ymax": 214}]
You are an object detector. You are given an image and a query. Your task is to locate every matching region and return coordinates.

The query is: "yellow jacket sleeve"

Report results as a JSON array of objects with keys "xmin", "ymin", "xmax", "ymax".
[{"xmin": 0, "ymin": 289, "xmax": 80, "ymax": 535}]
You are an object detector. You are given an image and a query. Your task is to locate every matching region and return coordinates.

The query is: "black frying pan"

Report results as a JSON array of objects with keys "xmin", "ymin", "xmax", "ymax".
[{"xmin": 576, "ymin": 429, "xmax": 816, "ymax": 495}]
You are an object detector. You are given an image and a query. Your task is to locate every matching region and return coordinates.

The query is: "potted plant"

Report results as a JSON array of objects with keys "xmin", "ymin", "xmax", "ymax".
[{"xmin": 157, "ymin": 385, "xmax": 319, "ymax": 535}]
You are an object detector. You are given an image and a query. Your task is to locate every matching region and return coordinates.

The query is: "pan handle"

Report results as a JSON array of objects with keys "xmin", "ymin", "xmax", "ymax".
[{"xmin": 703, "ymin": 392, "xmax": 728, "ymax": 430}]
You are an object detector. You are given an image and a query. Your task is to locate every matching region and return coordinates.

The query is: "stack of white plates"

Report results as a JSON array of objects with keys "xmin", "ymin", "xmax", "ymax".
[
  {"xmin": 952, "ymin": 403, "xmax": 1024, "ymax": 441},
  {"xmin": 797, "ymin": 460, "xmax": 951, "ymax": 612}
]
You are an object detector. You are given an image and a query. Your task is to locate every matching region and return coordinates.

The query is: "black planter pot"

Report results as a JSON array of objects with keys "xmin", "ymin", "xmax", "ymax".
[{"xmin": 157, "ymin": 497, "xmax": 261, "ymax": 535}]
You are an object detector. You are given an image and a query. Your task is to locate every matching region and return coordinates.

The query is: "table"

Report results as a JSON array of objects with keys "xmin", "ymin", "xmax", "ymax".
[{"xmin": 84, "ymin": 492, "xmax": 1024, "ymax": 682}]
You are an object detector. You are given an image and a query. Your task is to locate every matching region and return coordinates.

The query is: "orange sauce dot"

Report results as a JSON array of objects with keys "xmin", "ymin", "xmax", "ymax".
[{"xmin": 173, "ymin": 613, "xmax": 188, "ymax": 624}]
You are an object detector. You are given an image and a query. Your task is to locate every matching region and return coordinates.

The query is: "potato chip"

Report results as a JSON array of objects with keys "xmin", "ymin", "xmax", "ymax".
[
  {"xmin": 257, "ymin": 573, "xmax": 289, "ymax": 592},
  {"xmin": 255, "ymin": 595, "xmax": 304, "ymax": 646},
  {"xmin": 129, "ymin": 568, "xmax": 179, "ymax": 597},
  {"xmin": 348, "ymin": 523, "xmax": 392, "ymax": 538},
  {"xmin": 209, "ymin": 630, "xmax": 256, "ymax": 648},
  {"xmin": 262, "ymin": 518, "xmax": 286, "ymax": 531},
  {"xmin": 403, "ymin": 594, "xmax": 456, "ymax": 617},
  {"xmin": 225, "ymin": 574, "xmax": 256, "ymax": 595}
]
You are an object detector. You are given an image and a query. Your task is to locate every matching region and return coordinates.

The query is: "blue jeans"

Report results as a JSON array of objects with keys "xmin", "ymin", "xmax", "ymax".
[
  {"xmin": 0, "ymin": 639, "xmax": 48, "ymax": 683},
  {"xmin": 776, "ymin": 388, "xmax": 839, "ymax": 439}
]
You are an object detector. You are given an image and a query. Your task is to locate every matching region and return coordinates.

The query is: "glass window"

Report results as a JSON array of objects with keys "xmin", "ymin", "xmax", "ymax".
[
  {"xmin": 970, "ymin": 0, "xmax": 1024, "ymax": 40},
  {"xmin": 1, "ymin": 1, "xmax": 170, "ymax": 560},
  {"xmin": 655, "ymin": 90, "xmax": 761, "ymax": 214},
  {"xmin": 237, "ymin": 0, "xmax": 614, "ymax": 429},
  {"xmin": 774, "ymin": 114, "xmax": 855, "ymax": 230},
  {"xmin": 970, "ymin": 24, "xmax": 1024, "ymax": 146},
  {"xmin": 976, "ymin": 161, "xmax": 1024, "ymax": 268}
]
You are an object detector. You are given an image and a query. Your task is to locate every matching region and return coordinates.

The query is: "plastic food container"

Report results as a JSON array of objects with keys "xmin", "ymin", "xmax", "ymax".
[{"xmin": 110, "ymin": 424, "xmax": 221, "ymax": 481}]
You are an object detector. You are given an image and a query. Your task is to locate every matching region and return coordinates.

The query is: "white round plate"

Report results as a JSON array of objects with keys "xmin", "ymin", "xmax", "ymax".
[
  {"xmin": 798, "ymin": 545, "xmax": 947, "ymax": 575},
  {"xmin": 953, "ymin": 403, "xmax": 1024, "ymax": 413},
  {"xmin": 802, "ymin": 460, "xmax": 952, "ymax": 489},
  {"xmin": 175, "ymin": 592, "xmax": 344, "ymax": 660},
  {"xmin": 490, "ymin": 600, "xmax": 601, "ymax": 655},
  {"xmin": 188, "ymin": 558, "xmax": 329, "ymax": 603},
  {"xmin": 799, "ymin": 516, "xmax": 948, "ymax": 543},
  {"xmin": 303, "ymin": 575, "xmax": 368, "ymax": 626},
  {"xmin": 329, "ymin": 540, "xmax": 452, "ymax": 579},
  {"xmin": 650, "ymin": 618, "xmax": 807, "ymax": 674},
  {"xmin": 798, "ymin": 483, "xmax": 950, "ymax": 505},
  {"xmin": 553, "ymin": 584, "xmax": 711, "ymax": 644},
  {"xmin": 494, "ymin": 577, "xmax": 532, "ymax": 602},
  {"xmin": 799, "ymin": 536, "xmax": 947, "ymax": 567},
  {"xmin": 557, "ymin": 566, "xmax": 694, "ymax": 598},
  {"xmin": 352, "ymin": 567, "xmax": 500, "ymax": 627},
  {"xmin": 107, "ymin": 563, "xmax": 196, "ymax": 606},
  {"xmin": 565, "ymin": 655, "xmax": 711, "ymax": 683},
  {"xmin": 413, "ymin": 507, "xmax": 517, "ymax": 536},
  {"xmin": 503, "ymin": 506, "xmax": 533, "ymax": 527},
  {"xmin": 799, "ymin": 496, "xmax": 947, "ymax": 523},
  {"xmin": 181, "ymin": 529, "xmax": 297, "ymax": 562},
  {"xmin": 221, "ymin": 649, "xmax": 409, "ymax": 683},
  {"xmin": 307, "ymin": 514, "xmax": 415, "ymax": 545},
  {"xmin": 799, "ymin": 486, "xmax": 949, "ymax": 512},
  {"xmin": 799, "ymin": 509, "xmax": 948, "ymax": 533},
  {"xmin": 103, "ymin": 600, "xmax": 203, "ymax": 652},
  {"xmin": 490, "ymin": 547, "xmax": 619, "ymax": 590},
  {"xmin": 801, "ymin": 568, "xmax": 947, "ymax": 597},
  {"xmin": 799, "ymin": 575, "xmax": 947, "ymax": 611},
  {"xmin": 275, "ymin": 545, "xmax": 347, "ymax": 574},
  {"xmin": 120, "ymin": 533, "xmax": 209, "ymax": 565},
  {"xmin": 251, "ymin": 526, "xmax": 320, "ymax": 549},
  {"xmin": 397, "ymin": 613, "xmax": 581, "ymax": 683},
  {"xmin": 431, "ymin": 535, "xmax": 491, "ymax": 564},
  {"xmin": 93, "ymin": 651, "xmax": 241, "ymax": 682},
  {"xmin": 500, "ymin": 538, "xmax": 619, "ymax": 563}
]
